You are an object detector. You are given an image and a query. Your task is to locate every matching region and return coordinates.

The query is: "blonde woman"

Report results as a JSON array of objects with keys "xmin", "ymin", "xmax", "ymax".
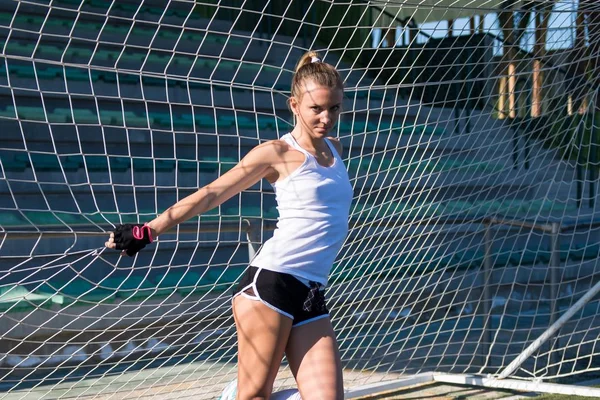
[{"xmin": 106, "ymin": 51, "xmax": 351, "ymax": 400}]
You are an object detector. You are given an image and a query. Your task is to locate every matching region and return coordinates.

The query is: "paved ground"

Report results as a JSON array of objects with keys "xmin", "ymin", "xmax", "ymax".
[{"xmin": 0, "ymin": 367, "xmax": 533, "ymax": 400}]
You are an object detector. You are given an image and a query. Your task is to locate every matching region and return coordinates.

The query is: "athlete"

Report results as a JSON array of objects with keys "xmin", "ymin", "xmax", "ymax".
[{"xmin": 105, "ymin": 50, "xmax": 352, "ymax": 400}]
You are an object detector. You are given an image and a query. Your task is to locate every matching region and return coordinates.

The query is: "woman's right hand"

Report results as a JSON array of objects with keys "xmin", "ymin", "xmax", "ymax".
[{"xmin": 105, "ymin": 223, "xmax": 154, "ymax": 256}]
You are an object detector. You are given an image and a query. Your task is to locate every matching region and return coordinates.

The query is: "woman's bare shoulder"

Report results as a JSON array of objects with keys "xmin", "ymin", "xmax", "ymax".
[{"xmin": 252, "ymin": 139, "xmax": 293, "ymax": 157}]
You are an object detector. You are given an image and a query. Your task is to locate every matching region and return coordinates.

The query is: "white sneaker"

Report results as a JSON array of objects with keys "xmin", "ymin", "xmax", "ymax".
[
  {"xmin": 271, "ymin": 389, "xmax": 302, "ymax": 400},
  {"xmin": 219, "ymin": 379, "xmax": 301, "ymax": 400},
  {"xmin": 219, "ymin": 379, "xmax": 237, "ymax": 400}
]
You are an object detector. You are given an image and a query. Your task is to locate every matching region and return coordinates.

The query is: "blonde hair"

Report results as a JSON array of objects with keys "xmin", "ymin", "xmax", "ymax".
[{"xmin": 291, "ymin": 51, "xmax": 344, "ymax": 101}]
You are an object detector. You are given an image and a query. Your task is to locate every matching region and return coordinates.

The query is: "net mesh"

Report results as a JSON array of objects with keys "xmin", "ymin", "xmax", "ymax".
[{"xmin": 0, "ymin": 0, "xmax": 599, "ymax": 398}]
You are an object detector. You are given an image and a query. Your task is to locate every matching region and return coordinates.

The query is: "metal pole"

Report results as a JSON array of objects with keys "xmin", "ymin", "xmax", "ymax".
[
  {"xmin": 576, "ymin": 123, "xmax": 583, "ymax": 208},
  {"xmin": 481, "ymin": 221, "xmax": 493, "ymax": 371},
  {"xmin": 245, "ymin": 218, "xmax": 261, "ymax": 261},
  {"xmin": 499, "ymin": 271, "xmax": 600, "ymax": 379},
  {"xmin": 549, "ymin": 222, "xmax": 561, "ymax": 374},
  {"xmin": 589, "ymin": 112, "xmax": 597, "ymax": 208}
]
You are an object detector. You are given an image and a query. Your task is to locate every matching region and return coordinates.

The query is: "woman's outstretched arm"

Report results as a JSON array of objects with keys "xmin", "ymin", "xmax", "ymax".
[{"xmin": 105, "ymin": 141, "xmax": 283, "ymax": 250}]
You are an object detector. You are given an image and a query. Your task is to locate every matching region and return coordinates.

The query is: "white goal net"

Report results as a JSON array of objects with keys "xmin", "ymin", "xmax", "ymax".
[{"xmin": 1, "ymin": 0, "xmax": 599, "ymax": 398}]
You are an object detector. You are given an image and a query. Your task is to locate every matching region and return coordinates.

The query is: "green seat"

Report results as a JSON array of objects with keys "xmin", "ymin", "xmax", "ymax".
[
  {"xmin": 0, "ymin": 210, "xmax": 90, "ymax": 227},
  {"xmin": 331, "ymin": 257, "xmax": 379, "ymax": 282},
  {"xmin": 77, "ymin": 156, "xmax": 129, "ymax": 172},
  {"xmin": 195, "ymin": 114, "xmax": 216, "ymax": 129},
  {"xmin": 15, "ymin": 153, "xmax": 79, "ymax": 171},
  {"xmin": 150, "ymin": 270, "xmax": 204, "ymax": 296},
  {"xmin": 200, "ymin": 156, "xmax": 236, "ymax": 172},
  {"xmin": 204, "ymin": 33, "xmax": 245, "ymax": 47},
  {"xmin": 0, "ymin": 210, "xmax": 30, "ymax": 227},
  {"xmin": 177, "ymin": 160, "xmax": 198, "ymax": 172},
  {"xmin": 571, "ymin": 244, "xmax": 600, "ymax": 261},
  {"xmin": 64, "ymin": 107, "xmax": 99, "ymax": 124},
  {"xmin": 492, "ymin": 250, "xmax": 512, "ymax": 267},
  {"xmin": 453, "ymin": 249, "xmax": 485, "ymax": 269},
  {"xmin": 22, "ymin": 211, "xmax": 66, "ymax": 226},
  {"xmin": 509, "ymin": 248, "xmax": 538, "ymax": 265},
  {"xmin": 83, "ymin": 156, "xmax": 109, "ymax": 171},
  {"xmin": 203, "ymin": 266, "xmax": 246, "ymax": 292},
  {"xmin": 37, "ymin": 279, "xmax": 115, "ymax": 305},
  {"xmin": 4, "ymin": 41, "xmax": 35, "ymax": 57},
  {"xmin": 0, "ymin": 285, "xmax": 63, "ymax": 313},
  {"xmin": 65, "ymin": 67, "xmax": 92, "ymax": 82},
  {"xmin": 101, "ymin": 276, "xmax": 171, "ymax": 302},
  {"xmin": 257, "ymin": 115, "xmax": 278, "ymax": 130},
  {"xmin": 171, "ymin": 114, "xmax": 195, "ymax": 130},
  {"xmin": 132, "ymin": 158, "xmax": 176, "ymax": 172},
  {"xmin": 0, "ymin": 152, "xmax": 28, "ymax": 171},
  {"xmin": 535, "ymin": 243, "xmax": 572, "ymax": 263},
  {"xmin": 224, "ymin": 205, "xmax": 268, "ymax": 218},
  {"xmin": 109, "ymin": 157, "xmax": 131, "ymax": 172},
  {"xmin": 9, "ymin": 106, "xmax": 46, "ymax": 122},
  {"xmin": 217, "ymin": 115, "xmax": 235, "ymax": 128},
  {"xmin": 219, "ymin": 115, "xmax": 255, "ymax": 130}
]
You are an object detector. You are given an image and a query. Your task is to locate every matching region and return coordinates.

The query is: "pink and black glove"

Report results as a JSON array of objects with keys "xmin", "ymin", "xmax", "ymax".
[{"xmin": 113, "ymin": 223, "xmax": 154, "ymax": 256}]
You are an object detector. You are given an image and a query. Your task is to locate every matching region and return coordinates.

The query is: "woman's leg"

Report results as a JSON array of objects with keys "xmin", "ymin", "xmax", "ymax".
[
  {"xmin": 285, "ymin": 317, "xmax": 344, "ymax": 400},
  {"xmin": 233, "ymin": 294, "xmax": 294, "ymax": 400}
]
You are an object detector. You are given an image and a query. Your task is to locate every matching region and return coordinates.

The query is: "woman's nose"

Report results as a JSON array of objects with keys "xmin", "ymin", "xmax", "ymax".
[{"xmin": 321, "ymin": 112, "xmax": 332, "ymax": 123}]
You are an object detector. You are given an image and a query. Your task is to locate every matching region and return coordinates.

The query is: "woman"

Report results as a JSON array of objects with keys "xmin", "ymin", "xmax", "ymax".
[{"xmin": 106, "ymin": 51, "xmax": 352, "ymax": 400}]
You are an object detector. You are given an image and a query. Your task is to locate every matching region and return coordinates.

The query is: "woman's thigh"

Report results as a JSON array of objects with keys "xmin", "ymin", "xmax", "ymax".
[
  {"xmin": 232, "ymin": 294, "xmax": 294, "ymax": 399},
  {"xmin": 285, "ymin": 317, "xmax": 344, "ymax": 400}
]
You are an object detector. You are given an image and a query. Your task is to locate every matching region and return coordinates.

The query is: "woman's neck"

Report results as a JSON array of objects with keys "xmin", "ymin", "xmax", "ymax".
[{"xmin": 290, "ymin": 128, "xmax": 327, "ymax": 153}]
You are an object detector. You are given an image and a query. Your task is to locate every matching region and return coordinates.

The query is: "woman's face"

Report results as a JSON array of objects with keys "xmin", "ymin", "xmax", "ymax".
[{"xmin": 290, "ymin": 79, "xmax": 343, "ymax": 139}]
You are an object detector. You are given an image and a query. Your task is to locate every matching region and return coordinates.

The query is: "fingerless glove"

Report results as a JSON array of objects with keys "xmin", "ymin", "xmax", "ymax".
[{"xmin": 113, "ymin": 223, "xmax": 154, "ymax": 256}]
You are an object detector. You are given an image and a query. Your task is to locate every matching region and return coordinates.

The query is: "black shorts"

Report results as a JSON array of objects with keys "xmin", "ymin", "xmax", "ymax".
[{"xmin": 232, "ymin": 266, "xmax": 329, "ymax": 327}]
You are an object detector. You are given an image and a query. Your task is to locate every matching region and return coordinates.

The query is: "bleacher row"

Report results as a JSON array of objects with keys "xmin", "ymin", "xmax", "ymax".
[
  {"xmin": 2, "ymin": 0, "xmax": 197, "ymax": 21},
  {"xmin": 0, "ymin": 151, "xmax": 498, "ymax": 175},
  {"xmin": 0, "ymin": 104, "xmax": 432, "ymax": 135},
  {"xmin": 0, "ymin": 198, "xmax": 578, "ymax": 229},
  {"xmin": 3, "ymin": 235, "xmax": 599, "ymax": 315},
  {"xmin": 2, "ymin": 3, "xmax": 588, "ymax": 328},
  {"xmin": 332, "ymin": 240, "xmax": 600, "ymax": 282},
  {"xmin": 0, "ymin": 266, "xmax": 245, "ymax": 313}
]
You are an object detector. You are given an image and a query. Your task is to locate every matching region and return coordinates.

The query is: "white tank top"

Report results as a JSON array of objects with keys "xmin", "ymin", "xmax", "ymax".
[{"xmin": 250, "ymin": 133, "xmax": 353, "ymax": 286}]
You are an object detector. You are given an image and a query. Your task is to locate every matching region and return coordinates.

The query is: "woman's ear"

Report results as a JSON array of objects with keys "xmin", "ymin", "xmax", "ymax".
[{"xmin": 288, "ymin": 96, "xmax": 298, "ymax": 116}]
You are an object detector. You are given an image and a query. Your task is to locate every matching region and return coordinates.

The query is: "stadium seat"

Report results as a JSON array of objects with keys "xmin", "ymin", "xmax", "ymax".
[
  {"xmin": 15, "ymin": 153, "xmax": 79, "ymax": 172},
  {"xmin": 452, "ymin": 249, "xmax": 485, "ymax": 269},
  {"xmin": 132, "ymin": 158, "xmax": 176, "ymax": 172},
  {"xmin": 511, "ymin": 248, "xmax": 539, "ymax": 265},
  {"xmin": 0, "ymin": 210, "xmax": 30, "ymax": 227},
  {"xmin": 149, "ymin": 269, "xmax": 204, "ymax": 296},
  {"xmin": 0, "ymin": 284, "xmax": 63, "ymax": 313},
  {"xmin": 204, "ymin": 266, "xmax": 246, "ymax": 292},
  {"xmin": 0, "ymin": 151, "xmax": 28, "ymax": 172},
  {"xmin": 101, "ymin": 275, "xmax": 172, "ymax": 302},
  {"xmin": 37, "ymin": 279, "xmax": 116, "ymax": 306},
  {"xmin": 570, "ymin": 243, "xmax": 600, "ymax": 261}
]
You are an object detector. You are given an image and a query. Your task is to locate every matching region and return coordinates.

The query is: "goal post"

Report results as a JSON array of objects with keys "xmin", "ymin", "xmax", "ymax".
[{"xmin": 1, "ymin": 0, "xmax": 600, "ymax": 398}]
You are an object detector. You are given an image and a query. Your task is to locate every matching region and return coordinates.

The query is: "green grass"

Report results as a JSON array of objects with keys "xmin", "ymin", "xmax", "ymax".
[
  {"xmin": 536, "ymin": 394, "xmax": 598, "ymax": 399},
  {"xmin": 534, "ymin": 384, "xmax": 600, "ymax": 399}
]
